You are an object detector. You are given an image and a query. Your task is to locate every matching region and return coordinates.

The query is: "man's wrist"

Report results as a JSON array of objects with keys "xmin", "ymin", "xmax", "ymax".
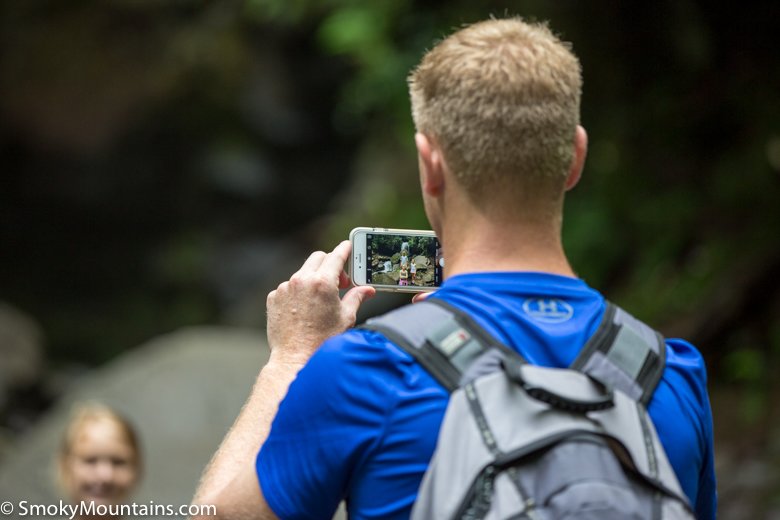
[{"xmin": 265, "ymin": 350, "xmax": 311, "ymax": 371}]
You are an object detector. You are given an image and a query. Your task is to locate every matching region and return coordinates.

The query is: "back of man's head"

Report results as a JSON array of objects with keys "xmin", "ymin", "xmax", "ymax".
[{"xmin": 408, "ymin": 18, "xmax": 582, "ymax": 215}]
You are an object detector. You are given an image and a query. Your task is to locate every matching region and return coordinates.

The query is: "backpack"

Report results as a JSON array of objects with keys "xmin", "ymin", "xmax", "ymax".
[{"xmin": 362, "ymin": 298, "xmax": 695, "ymax": 519}]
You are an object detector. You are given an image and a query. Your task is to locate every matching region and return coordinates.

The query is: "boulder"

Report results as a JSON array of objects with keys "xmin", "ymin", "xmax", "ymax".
[
  {"xmin": 0, "ymin": 328, "xmax": 268, "ymax": 509},
  {"xmin": 0, "ymin": 303, "xmax": 44, "ymax": 409},
  {"xmin": 413, "ymin": 255, "xmax": 429, "ymax": 267},
  {"xmin": 371, "ymin": 271, "xmax": 399, "ymax": 285}
]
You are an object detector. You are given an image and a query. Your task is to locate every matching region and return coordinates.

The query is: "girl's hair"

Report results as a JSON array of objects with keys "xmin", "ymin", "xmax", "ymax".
[{"xmin": 60, "ymin": 402, "xmax": 140, "ymax": 459}]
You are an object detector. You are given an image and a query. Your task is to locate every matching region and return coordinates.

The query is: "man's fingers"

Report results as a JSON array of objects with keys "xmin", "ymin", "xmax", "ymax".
[
  {"xmin": 320, "ymin": 240, "xmax": 352, "ymax": 280},
  {"xmin": 341, "ymin": 286, "xmax": 375, "ymax": 322},
  {"xmin": 339, "ymin": 270, "xmax": 352, "ymax": 290},
  {"xmin": 295, "ymin": 250, "xmax": 328, "ymax": 276}
]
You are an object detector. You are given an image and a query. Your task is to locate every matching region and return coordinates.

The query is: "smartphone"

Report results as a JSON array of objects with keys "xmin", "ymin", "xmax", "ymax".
[{"xmin": 349, "ymin": 227, "xmax": 443, "ymax": 292}]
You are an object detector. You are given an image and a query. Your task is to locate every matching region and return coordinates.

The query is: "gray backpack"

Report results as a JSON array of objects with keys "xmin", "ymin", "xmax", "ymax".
[{"xmin": 363, "ymin": 298, "xmax": 694, "ymax": 519}]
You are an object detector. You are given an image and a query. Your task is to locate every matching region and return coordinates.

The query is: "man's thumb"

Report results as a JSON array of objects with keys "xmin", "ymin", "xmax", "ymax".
[
  {"xmin": 341, "ymin": 286, "xmax": 376, "ymax": 318},
  {"xmin": 412, "ymin": 290, "xmax": 436, "ymax": 304}
]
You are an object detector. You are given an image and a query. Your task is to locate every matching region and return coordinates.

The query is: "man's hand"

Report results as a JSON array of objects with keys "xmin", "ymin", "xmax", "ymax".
[
  {"xmin": 192, "ymin": 241, "xmax": 374, "ymax": 520},
  {"xmin": 266, "ymin": 240, "xmax": 375, "ymax": 366}
]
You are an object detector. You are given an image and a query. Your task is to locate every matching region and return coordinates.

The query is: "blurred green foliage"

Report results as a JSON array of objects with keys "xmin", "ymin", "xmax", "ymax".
[
  {"xmin": 243, "ymin": 0, "xmax": 780, "ymax": 424},
  {"xmin": 1, "ymin": 1, "xmax": 779, "ymax": 426},
  {"xmin": 369, "ymin": 234, "xmax": 435, "ymax": 258}
]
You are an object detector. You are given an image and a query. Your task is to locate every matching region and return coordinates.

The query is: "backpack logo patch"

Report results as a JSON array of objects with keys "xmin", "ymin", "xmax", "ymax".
[{"xmin": 522, "ymin": 298, "xmax": 573, "ymax": 323}]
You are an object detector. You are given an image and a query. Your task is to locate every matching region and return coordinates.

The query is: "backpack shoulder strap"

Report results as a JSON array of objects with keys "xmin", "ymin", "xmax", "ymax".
[
  {"xmin": 360, "ymin": 298, "xmax": 667, "ymax": 404},
  {"xmin": 570, "ymin": 301, "xmax": 667, "ymax": 406},
  {"xmin": 360, "ymin": 298, "xmax": 524, "ymax": 392}
]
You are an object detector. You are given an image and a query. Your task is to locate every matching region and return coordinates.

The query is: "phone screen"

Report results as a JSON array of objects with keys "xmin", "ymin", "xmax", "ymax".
[{"xmin": 365, "ymin": 232, "xmax": 443, "ymax": 288}]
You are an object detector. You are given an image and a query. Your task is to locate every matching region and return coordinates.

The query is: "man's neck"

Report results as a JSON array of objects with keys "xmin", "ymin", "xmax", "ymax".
[{"xmin": 441, "ymin": 218, "xmax": 576, "ymax": 280}]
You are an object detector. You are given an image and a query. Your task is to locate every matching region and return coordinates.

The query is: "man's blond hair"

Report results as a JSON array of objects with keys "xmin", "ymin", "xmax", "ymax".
[{"xmin": 409, "ymin": 18, "xmax": 582, "ymax": 208}]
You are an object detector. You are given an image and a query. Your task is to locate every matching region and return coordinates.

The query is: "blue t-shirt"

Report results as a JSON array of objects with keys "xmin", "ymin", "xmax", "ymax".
[{"xmin": 257, "ymin": 272, "xmax": 717, "ymax": 520}]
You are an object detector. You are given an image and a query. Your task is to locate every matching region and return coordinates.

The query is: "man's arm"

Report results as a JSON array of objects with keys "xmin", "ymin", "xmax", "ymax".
[{"xmin": 191, "ymin": 241, "xmax": 375, "ymax": 519}]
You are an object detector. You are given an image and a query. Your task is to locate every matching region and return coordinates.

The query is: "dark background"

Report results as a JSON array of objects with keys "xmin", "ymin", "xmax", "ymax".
[{"xmin": 1, "ymin": 1, "xmax": 779, "ymax": 515}]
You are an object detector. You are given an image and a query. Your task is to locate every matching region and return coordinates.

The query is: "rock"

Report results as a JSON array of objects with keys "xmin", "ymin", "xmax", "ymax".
[
  {"xmin": 413, "ymin": 255, "xmax": 429, "ymax": 267},
  {"xmin": 0, "ymin": 327, "xmax": 268, "ymax": 508},
  {"xmin": 371, "ymin": 272, "xmax": 399, "ymax": 285},
  {"xmin": 0, "ymin": 303, "xmax": 44, "ymax": 408}
]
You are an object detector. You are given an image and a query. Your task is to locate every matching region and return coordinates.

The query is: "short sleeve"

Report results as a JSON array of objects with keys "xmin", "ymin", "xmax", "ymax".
[
  {"xmin": 256, "ymin": 330, "xmax": 401, "ymax": 520},
  {"xmin": 648, "ymin": 338, "xmax": 717, "ymax": 520}
]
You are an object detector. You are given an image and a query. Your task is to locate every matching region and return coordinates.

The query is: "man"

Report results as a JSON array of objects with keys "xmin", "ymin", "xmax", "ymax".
[{"xmin": 193, "ymin": 18, "xmax": 717, "ymax": 519}]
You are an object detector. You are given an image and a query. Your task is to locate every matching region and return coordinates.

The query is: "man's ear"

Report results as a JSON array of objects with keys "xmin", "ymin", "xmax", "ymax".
[
  {"xmin": 565, "ymin": 125, "xmax": 588, "ymax": 191},
  {"xmin": 415, "ymin": 132, "xmax": 445, "ymax": 196}
]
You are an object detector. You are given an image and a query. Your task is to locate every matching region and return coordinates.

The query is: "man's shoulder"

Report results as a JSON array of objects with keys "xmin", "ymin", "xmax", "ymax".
[
  {"xmin": 301, "ymin": 324, "xmax": 420, "ymax": 383},
  {"xmin": 659, "ymin": 337, "xmax": 711, "ymax": 407},
  {"xmin": 322, "ymin": 325, "xmax": 409, "ymax": 355}
]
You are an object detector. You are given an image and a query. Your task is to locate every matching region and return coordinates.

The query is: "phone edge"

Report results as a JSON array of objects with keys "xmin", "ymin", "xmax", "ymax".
[{"xmin": 348, "ymin": 227, "xmax": 439, "ymax": 293}]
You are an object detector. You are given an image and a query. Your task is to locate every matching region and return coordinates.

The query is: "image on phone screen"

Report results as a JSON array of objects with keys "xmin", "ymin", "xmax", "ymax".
[{"xmin": 365, "ymin": 233, "xmax": 442, "ymax": 288}]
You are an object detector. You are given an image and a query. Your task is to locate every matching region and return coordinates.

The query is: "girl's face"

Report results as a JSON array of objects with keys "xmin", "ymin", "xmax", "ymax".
[{"xmin": 61, "ymin": 418, "xmax": 139, "ymax": 507}]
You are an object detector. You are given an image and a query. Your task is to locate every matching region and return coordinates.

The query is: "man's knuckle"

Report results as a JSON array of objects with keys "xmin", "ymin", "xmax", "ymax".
[
  {"xmin": 304, "ymin": 251, "xmax": 326, "ymax": 265},
  {"xmin": 312, "ymin": 276, "xmax": 331, "ymax": 290}
]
